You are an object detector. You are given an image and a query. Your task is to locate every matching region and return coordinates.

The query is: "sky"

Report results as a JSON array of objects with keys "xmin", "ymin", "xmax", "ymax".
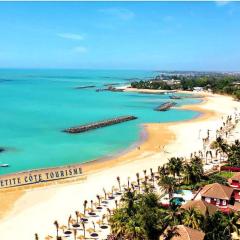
[{"xmin": 0, "ymin": 1, "xmax": 239, "ymax": 71}]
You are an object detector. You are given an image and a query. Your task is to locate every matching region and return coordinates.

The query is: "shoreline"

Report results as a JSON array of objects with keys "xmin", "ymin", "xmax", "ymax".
[
  {"xmin": 0, "ymin": 92, "xmax": 239, "ymax": 240},
  {"xmin": 0, "ymin": 92, "xmax": 210, "ymax": 220},
  {"xmin": 0, "ymin": 92, "xmax": 205, "ymax": 185}
]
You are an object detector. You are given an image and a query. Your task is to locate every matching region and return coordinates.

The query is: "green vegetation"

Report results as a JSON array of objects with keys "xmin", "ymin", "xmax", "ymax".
[
  {"xmin": 131, "ymin": 74, "xmax": 240, "ymax": 99},
  {"xmin": 108, "ymin": 188, "xmax": 240, "ymax": 240},
  {"xmin": 108, "ymin": 141, "xmax": 240, "ymax": 240},
  {"xmin": 214, "ymin": 171, "xmax": 234, "ymax": 180},
  {"xmin": 227, "ymin": 140, "xmax": 240, "ymax": 167},
  {"xmin": 211, "ymin": 138, "xmax": 240, "ymax": 167}
]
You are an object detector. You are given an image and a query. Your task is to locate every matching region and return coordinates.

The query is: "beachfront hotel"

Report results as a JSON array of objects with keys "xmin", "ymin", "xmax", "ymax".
[{"xmin": 1, "ymin": 1, "xmax": 240, "ymax": 240}]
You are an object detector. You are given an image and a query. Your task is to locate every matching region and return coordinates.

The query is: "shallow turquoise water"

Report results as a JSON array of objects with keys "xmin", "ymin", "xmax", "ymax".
[{"xmin": 0, "ymin": 69, "xmax": 201, "ymax": 175}]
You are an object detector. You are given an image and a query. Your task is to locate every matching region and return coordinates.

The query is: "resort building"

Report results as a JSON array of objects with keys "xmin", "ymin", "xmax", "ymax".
[
  {"xmin": 193, "ymin": 87, "xmax": 204, "ymax": 92},
  {"xmin": 229, "ymin": 172, "xmax": 240, "ymax": 189},
  {"xmin": 196, "ymin": 183, "xmax": 234, "ymax": 209},
  {"xmin": 160, "ymin": 225, "xmax": 205, "ymax": 240},
  {"xmin": 181, "ymin": 200, "xmax": 218, "ymax": 216},
  {"xmin": 229, "ymin": 172, "xmax": 240, "ymax": 202}
]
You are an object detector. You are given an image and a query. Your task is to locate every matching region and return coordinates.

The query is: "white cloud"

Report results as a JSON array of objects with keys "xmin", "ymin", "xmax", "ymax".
[
  {"xmin": 99, "ymin": 8, "xmax": 135, "ymax": 20},
  {"xmin": 215, "ymin": 1, "xmax": 231, "ymax": 6},
  {"xmin": 58, "ymin": 33, "xmax": 84, "ymax": 41},
  {"xmin": 73, "ymin": 46, "xmax": 87, "ymax": 53}
]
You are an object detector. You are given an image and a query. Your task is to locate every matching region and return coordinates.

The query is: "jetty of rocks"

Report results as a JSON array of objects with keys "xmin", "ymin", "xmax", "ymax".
[
  {"xmin": 74, "ymin": 85, "xmax": 96, "ymax": 89},
  {"xmin": 103, "ymin": 83, "xmax": 120, "ymax": 86},
  {"xmin": 169, "ymin": 95, "xmax": 182, "ymax": 99},
  {"xmin": 96, "ymin": 86, "xmax": 124, "ymax": 92},
  {"xmin": 0, "ymin": 147, "xmax": 5, "ymax": 153},
  {"xmin": 154, "ymin": 102, "xmax": 177, "ymax": 111},
  {"xmin": 63, "ymin": 115, "xmax": 138, "ymax": 134}
]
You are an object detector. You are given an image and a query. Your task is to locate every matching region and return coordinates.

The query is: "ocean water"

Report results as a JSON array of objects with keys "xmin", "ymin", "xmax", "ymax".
[{"xmin": 0, "ymin": 69, "xmax": 201, "ymax": 175}]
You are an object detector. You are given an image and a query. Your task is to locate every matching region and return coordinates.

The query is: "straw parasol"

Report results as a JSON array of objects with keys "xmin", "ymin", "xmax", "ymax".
[{"xmin": 45, "ymin": 235, "xmax": 53, "ymax": 240}]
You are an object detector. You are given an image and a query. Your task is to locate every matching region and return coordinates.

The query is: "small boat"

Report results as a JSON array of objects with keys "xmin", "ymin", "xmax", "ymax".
[{"xmin": 0, "ymin": 163, "xmax": 9, "ymax": 167}]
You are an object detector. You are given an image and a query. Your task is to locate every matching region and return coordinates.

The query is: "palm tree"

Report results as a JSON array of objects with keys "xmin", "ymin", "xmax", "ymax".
[
  {"xmin": 53, "ymin": 220, "xmax": 59, "ymax": 240},
  {"xmin": 183, "ymin": 163, "xmax": 192, "ymax": 185},
  {"xmin": 158, "ymin": 175, "xmax": 176, "ymax": 200},
  {"xmin": 73, "ymin": 229, "xmax": 77, "ymax": 240},
  {"xmin": 164, "ymin": 207, "xmax": 180, "ymax": 226},
  {"xmin": 92, "ymin": 221, "xmax": 96, "ymax": 231},
  {"xmin": 210, "ymin": 137, "xmax": 229, "ymax": 162},
  {"xmin": 90, "ymin": 200, "xmax": 94, "ymax": 212},
  {"xmin": 204, "ymin": 211, "xmax": 232, "ymax": 240},
  {"xmin": 81, "ymin": 220, "xmax": 86, "ymax": 238},
  {"xmin": 83, "ymin": 200, "xmax": 88, "ymax": 215},
  {"xmin": 103, "ymin": 188, "xmax": 107, "ymax": 199},
  {"xmin": 96, "ymin": 194, "xmax": 101, "ymax": 206},
  {"xmin": 107, "ymin": 207, "xmax": 112, "ymax": 216},
  {"xmin": 228, "ymin": 212, "xmax": 240, "ymax": 237},
  {"xmin": 34, "ymin": 233, "xmax": 39, "ymax": 240},
  {"xmin": 75, "ymin": 211, "xmax": 79, "ymax": 223},
  {"xmin": 136, "ymin": 172, "xmax": 140, "ymax": 191},
  {"xmin": 183, "ymin": 157, "xmax": 203, "ymax": 185},
  {"xmin": 227, "ymin": 140, "xmax": 240, "ymax": 167},
  {"xmin": 127, "ymin": 177, "xmax": 130, "ymax": 189},
  {"xmin": 151, "ymin": 171, "xmax": 155, "ymax": 186},
  {"xmin": 161, "ymin": 226, "xmax": 180, "ymax": 240},
  {"xmin": 68, "ymin": 215, "xmax": 72, "ymax": 229},
  {"xmin": 116, "ymin": 176, "xmax": 121, "ymax": 192},
  {"xmin": 181, "ymin": 208, "xmax": 204, "ymax": 230},
  {"xmin": 167, "ymin": 157, "xmax": 183, "ymax": 178},
  {"xmin": 158, "ymin": 165, "xmax": 168, "ymax": 177},
  {"xmin": 205, "ymin": 150, "xmax": 213, "ymax": 164},
  {"xmin": 115, "ymin": 200, "xmax": 118, "ymax": 209},
  {"xmin": 143, "ymin": 176, "xmax": 149, "ymax": 192}
]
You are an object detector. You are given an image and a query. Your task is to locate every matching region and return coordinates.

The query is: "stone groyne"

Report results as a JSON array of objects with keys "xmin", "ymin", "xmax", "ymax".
[
  {"xmin": 103, "ymin": 83, "xmax": 120, "ymax": 86},
  {"xmin": 74, "ymin": 85, "xmax": 96, "ymax": 89},
  {"xmin": 96, "ymin": 86, "xmax": 123, "ymax": 92},
  {"xmin": 154, "ymin": 102, "xmax": 177, "ymax": 111},
  {"xmin": 63, "ymin": 115, "xmax": 138, "ymax": 134},
  {"xmin": 169, "ymin": 95, "xmax": 182, "ymax": 99},
  {"xmin": 0, "ymin": 147, "xmax": 5, "ymax": 153}
]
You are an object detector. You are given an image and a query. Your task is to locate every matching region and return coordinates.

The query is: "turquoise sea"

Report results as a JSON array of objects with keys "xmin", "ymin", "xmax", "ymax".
[{"xmin": 0, "ymin": 69, "xmax": 201, "ymax": 175}]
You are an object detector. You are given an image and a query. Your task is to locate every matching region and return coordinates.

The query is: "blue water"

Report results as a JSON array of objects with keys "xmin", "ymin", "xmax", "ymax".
[{"xmin": 0, "ymin": 69, "xmax": 201, "ymax": 175}]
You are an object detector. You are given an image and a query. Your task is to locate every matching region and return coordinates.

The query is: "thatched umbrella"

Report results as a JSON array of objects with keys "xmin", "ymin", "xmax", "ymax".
[{"xmin": 45, "ymin": 235, "xmax": 53, "ymax": 240}]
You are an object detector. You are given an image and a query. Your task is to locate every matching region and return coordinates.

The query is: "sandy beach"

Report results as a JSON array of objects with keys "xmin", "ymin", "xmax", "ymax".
[{"xmin": 0, "ymin": 92, "xmax": 239, "ymax": 240}]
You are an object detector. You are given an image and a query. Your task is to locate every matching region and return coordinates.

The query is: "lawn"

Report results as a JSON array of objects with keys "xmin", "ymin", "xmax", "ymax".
[{"xmin": 214, "ymin": 171, "xmax": 234, "ymax": 179}]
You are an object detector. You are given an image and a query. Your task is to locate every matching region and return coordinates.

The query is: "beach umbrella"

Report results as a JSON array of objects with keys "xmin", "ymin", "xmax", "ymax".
[
  {"xmin": 77, "ymin": 235, "xmax": 86, "ymax": 240},
  {"xmin": 102, "ymin": 188, "xmax": 108, "ymax": 200},
  {"xmin": 45, "ymin": 235, "xmax": 53, "ymax": 240},
  {"xmin": 86, "ymin": 227, "xmax": 95, "ymax": 234},
  {"xmin": 67, "ymin": 214, "xmax": 73, "ymax": 229},
  {"xmin": 59, "ymin": 225, "xmax": 67, "ymax": 234},
  {"xmin": 78, "ymin": 212, "xmax": 86, "ymax": 218}
]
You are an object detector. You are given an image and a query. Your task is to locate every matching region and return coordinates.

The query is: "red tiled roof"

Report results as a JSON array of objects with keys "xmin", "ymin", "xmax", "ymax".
[
  {"xmin": 160, "ymin": 225, "xmax": 205, "ymax": 240},
  {"xmin": 230, "ymin": 172, "xmax": 240, "ymax": 182},
  {"xmin": 200, "ymin": 183, "xmax": 233, "ymax": 200},
  {"xmin": 181, "ymin": 200, "xmax": 218, "ymax": 216}
]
